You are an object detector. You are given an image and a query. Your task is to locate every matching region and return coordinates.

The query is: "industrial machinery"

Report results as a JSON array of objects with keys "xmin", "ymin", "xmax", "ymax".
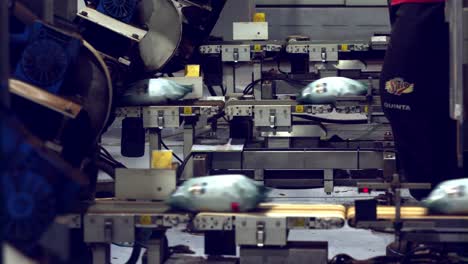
[{"xmin": 1, "ymin": 0, "xmax": 468, "ymax": 263}]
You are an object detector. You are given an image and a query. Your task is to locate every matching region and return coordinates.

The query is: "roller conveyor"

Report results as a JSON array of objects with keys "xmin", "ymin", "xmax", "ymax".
[{"xmin": 87, "ymin": 200, "xmax": 468, "ymax": 222}]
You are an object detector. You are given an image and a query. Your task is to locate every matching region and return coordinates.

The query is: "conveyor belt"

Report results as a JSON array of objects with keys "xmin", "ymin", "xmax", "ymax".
[
  {"xmin": 88, "ymin": 200, "xmax": 468, "ymax": 221},
  {"xmin": 347, "ymin": 206, "xmax": 468, "ymax": 220},
  {"xmin": 198, "ymin": 204, "xmax": 347, "ymax": 219}
]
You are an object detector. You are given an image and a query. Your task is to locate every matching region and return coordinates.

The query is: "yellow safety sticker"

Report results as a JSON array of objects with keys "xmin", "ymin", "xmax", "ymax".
[
  {"xmin": 254, "ymin": 44, "xmax": 262, "ymax": 52},
  {"xmin": 151, "ymin": 150, "xmax": 173, "ymax": 169},
  {"xmin": 253, "ymin": 13, "xmax": 266, "ymax": 22},
  {"xmin": 340, "ymin": 44, "xmax": 349, "ymax": 51},
  {"xmin": 184, "ymin": 107, "xmax": 193, "ymax": 115},
  {"xmin": 364, "ymin": 105, "xmax": 369, "ymax": 114},
  {"xmin": 295, "ymin": 105, "xmax": 305, "ymax": 113},
  {"xmin": 140, "ymin": 215, "xmax": 152, "ymax": 225},
  {"xmin": 185, "ymin": 65, "xmax": 200, "ymax": 77}
]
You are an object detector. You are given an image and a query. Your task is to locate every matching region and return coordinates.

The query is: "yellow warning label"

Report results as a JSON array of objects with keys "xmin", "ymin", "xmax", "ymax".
[
  {"xmin": 185, "ymin": 65, "xmax": 200, "ymax": 77},
  {"xmin": 184, "ymin": 107, "xmax": 193, "ymax": 115},
  {"xmin": 295, "ymin": 105, "xmax": 305, "ymax": 113},
  {"xmin": 254, "ymin": 44, "xmax": 262, "ymax": 52},
  {"xmin": 140, "ymin": 215, "xmax": 152, "ymax": 225},
  {"xmin": 151, "ymin": 150, "xmax": 173, "ymax": 169},
  {"xmin": 364, "ymin": 105, "xmax": 369, "ymax": 114},
  {"xmin": 253, "ymin": 13, "xmax": 266, "ymax": 22},
  {"xmin": 340, "ymin": 44, "xmax": 349, "ymax": 51}
]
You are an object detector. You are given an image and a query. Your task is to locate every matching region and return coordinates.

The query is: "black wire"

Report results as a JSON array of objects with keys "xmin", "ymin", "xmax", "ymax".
[
  {"xmin": 177, "ymin": 152, "xmax": 193, "ymax": 180},
  {"xmin": 243, "ymin": 79, "xmax": 264, "ymax": 95},
  {"xmin": 220, "ymin": 84, "xmax": 227, "ymax": 96},
  {"xmin": 156, "ymin": 129, "xmax": 184, "ymax": 164},
  {"xmin": 293, "ymin": 114, "xmax": 368, "ymax": 125},
  {"xmin": 207, "ymin": 85, "xmax": 217, "ymax": 96},
  {"xmin": 160, "ymin": 139, "xmax": 184, "ymax": 164},
  {"xmin": 125, "ymin": 244, "xmax": 142, "ymax": 264},
  {"xmin": 99, "ymin": 146, "xmax": 127, "ymax": 168}
]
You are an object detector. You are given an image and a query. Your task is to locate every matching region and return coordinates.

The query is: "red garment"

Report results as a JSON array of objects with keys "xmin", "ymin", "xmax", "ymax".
[{"xmin": 392, "ymin": 0, "xmax": 445, "ymax": 5}]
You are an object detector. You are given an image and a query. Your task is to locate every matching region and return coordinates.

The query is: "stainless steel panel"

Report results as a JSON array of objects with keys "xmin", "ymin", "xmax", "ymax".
[
  {"xmin": 84, "ymin": 214, "xmax": 135, "ymax": 243},
  {"xmin": 212, "ymin": 152, "xmax": 242, "ymax": 169},
  {"xmin": 235, "ymin": 217, "xmax": 287, "ymax": 246},
  {"xmin": 254, "ymin": 105, "xmax": 291, "ymax": 127},
  {"xmin": 211, "ymin": 0, "xmax": 255, "ymax": 41},
  {"xmin": 240, "ymin": 242, "xmax": 328, "ymax": 264},
  {"xmin": 222, "ymin": 45, "xmax": 251, "ymax": 62},
  {"xmin": 143, "ymin": 107, "xmax": 180, "ymax": 128},
  {"xmin": 115, "ymin": 169, "xmax": 176, "ymax": 200},
  {"xmin": 243, "ymin": 150, "xmax": 384, "ymax": 169},
  {"xmin": 256, "ymin": 7, "xmax": 390, "ymax": 41}
]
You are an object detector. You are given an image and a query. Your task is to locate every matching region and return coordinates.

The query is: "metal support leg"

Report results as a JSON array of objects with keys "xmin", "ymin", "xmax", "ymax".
[
  {"xmin": 148, "ymin": 128, "xmax": 162, "ymax": 167},
  {"xmin": 182, "ymin": 124, "xmax": 195, "ymax": 180},
  {"xmin": 91, "ymin": 243, "xmax": 110, "ymax": 264},
  {"xmin": 324, "ymin": 169, "xmax": 334, "ymax": 195},
  {"xmin": 147, "ymin": 236, "xmax": 166, "ymax": 264},
  {"xmin": 253, "ymin": 62, "xmax": 262, "ymax": 99}
]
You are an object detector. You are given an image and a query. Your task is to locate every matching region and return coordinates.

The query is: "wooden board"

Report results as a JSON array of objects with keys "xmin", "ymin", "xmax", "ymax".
[{"xmin": 9, "ymin": 79, "xmax": 82, "ymax": 118}]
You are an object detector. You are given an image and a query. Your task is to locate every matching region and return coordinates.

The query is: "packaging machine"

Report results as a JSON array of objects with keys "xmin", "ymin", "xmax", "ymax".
[{"xmin": 2, "ymin": 0, "xmax": 468, "ymax": 263}]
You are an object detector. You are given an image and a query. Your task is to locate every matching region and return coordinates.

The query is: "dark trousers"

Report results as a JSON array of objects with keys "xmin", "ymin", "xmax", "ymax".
[{"xmin": 380, "ymin": 3, "xmax": 460, "ymax": 199}]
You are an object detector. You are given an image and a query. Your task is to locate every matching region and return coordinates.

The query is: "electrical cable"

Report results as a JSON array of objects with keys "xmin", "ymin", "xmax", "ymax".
[
  {"xmin": 160, "ymin": 139, "xmax": 184, "ymax": 164},
  {"xmin": 177, "ymin": 152, "xmax": 193, "ymax": 180},
  {"xmin": 155, "ymin": 129, "xmax": 184, "ymax": 164},
  {"xmin": 125, "ymin": 244, "xmax": 142, "ymax": 264},
  {"xmin": 206, "ymin": 85, "xmax": 217, "ymax": 96},
  {"xmin": 220, "ymin": 84, "xmax": 226, "ymax": 96},
  {"xmin": 100, "ymin": 146, "xmax": 126, "ymax": 168},
  {"xmin": 293, "ymin": 113, "xmax": 368, "ymax": 125}
]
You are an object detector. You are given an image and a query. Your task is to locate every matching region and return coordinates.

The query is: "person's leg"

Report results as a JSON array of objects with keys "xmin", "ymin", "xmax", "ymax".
[{"xmin": 380, "ymin": 3, "xmax": 459, "ymax": 200}]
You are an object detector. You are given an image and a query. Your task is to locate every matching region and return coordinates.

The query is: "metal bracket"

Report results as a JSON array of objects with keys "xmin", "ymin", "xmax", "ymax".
[
  {"xmin": 286, "ymin": 44, "xmax": 309, "ymax": 54},
  {"xmin": 324, "ymin": 169, "xmax": 334, "ymax": 194},
  {"xmin": 221, "ymin": 45, "xmax": 251, "ymax": 62},
  {"xmin": 200, "ymin": 45, "xmax": 222, "ymax": 54},
  {"xmin": 134, "ymin": 214, "xmax": 190, "ymax": 228},
  {"xmin": 143, "ymin": 107, "xmax": 180, "ymax": 128},
  {"xmin": 193, "ymin": 215, "xmax": 234, "ymax": 231},
  {"xmin": 84, "ymin": 215, "xmax": 134, "ymax": 243},
  {"xmin": 235, "ymin": 217, "xmax": 287, "ymax": 247},
  {"xmin": 254, "ymin": 106, "xmax": 291, "ymax": 128},
  {"xmin": 226, "ymin": 105, "xmax": 253, "ymax": 118},
  {"xmin": 383, "ymin": 152, "xmax": 397, "ymax": 182},
  {"xmin": 309, "ymin": 44, "xmax": 338, "ymax": 62}
]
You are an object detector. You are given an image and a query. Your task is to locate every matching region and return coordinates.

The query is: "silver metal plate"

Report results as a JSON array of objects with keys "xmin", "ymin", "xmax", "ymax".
[
  {"xmin": 193, "ymin": 215, "xmax": 234, "ymax": 231},
  {"xmin": 84, "ymin": 214, "xmax": 135, "ymax": 243},
  {"xmin": 115, "ymin": 169, "xmax": 176, "ymax": 201},
  {"xmin": 143, "ymin": 107, "xmax": 180, "ymax": 128},
  {"xmin": 235, "ymin": 217, "xmax": 287, "ymax": 246},
  {"xmin": 254, "ymin": 105, "xmax": 291, "ymax": 128},
  {"xmin": 221, "ymin": 45, "xmax": 251, "ymax": 62}
]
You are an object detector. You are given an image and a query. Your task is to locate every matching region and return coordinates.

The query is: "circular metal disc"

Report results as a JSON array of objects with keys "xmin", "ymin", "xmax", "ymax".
[{"xmin": 138, "ymin": 0, "xmax": 182, "ymax": 72}]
